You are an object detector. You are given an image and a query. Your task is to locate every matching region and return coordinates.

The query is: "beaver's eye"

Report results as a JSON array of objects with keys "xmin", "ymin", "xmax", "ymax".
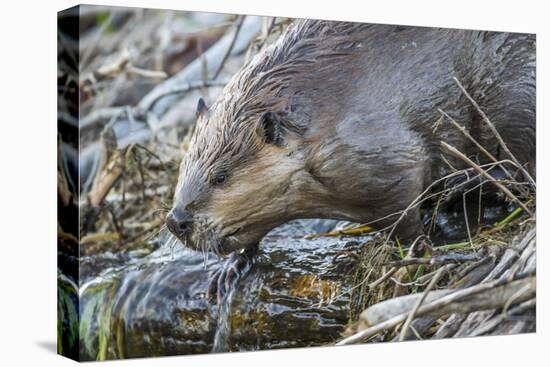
[{"xmin": 213, "ymin": 173, "xmax": 227, "ymax": 186}]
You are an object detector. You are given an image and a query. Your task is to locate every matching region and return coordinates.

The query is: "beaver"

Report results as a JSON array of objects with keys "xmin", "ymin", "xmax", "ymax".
[{"xmin": 166, "ymin": 20, "xmax": 535, "ymax": 301}]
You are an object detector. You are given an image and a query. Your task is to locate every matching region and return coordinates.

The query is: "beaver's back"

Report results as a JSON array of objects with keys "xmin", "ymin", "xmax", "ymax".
[{"xmin": 247, "ymin": 20, "xmax": 535, "ymax": 181}]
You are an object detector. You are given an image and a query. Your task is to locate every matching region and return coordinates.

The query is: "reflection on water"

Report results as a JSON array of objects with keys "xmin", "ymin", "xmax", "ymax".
[
  {"xmin": 78, "ymin": 219, "xmax": 365, "ymax": 360},
  {"xmin": 212, "ymin": 282, "xmax": 237, "ymax": 353}
]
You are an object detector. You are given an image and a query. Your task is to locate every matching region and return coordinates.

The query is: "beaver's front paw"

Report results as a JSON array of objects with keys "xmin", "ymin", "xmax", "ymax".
[{"xmin": 206, "ymin": 246, "xmax": 257, "ymax": 304}]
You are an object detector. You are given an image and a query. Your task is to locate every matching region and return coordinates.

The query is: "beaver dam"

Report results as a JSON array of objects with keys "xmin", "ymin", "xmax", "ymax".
[{"xmin": 57, "ymin": 7, "xmax": 536, "ymax": 360}]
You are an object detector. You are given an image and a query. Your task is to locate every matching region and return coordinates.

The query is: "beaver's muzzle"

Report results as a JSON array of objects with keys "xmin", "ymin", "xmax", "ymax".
[{"xmin": 166, "ymin": 208, "xmax": 193, "ymax": 240}]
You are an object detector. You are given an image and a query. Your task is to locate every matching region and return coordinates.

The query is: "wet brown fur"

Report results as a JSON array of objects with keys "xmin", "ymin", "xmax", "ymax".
[{"xmin": 172, "ymin": 19, "xmax": 535, "ymax": 255}]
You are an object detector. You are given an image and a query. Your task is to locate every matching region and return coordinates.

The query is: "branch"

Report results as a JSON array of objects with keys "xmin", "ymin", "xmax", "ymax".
[
  {"xmin": 452, "ymin": 77, "xmax": 535, "ymax": 188},
  {"xmin": 399, "ymin": 266, "xmax": 445, "ymax": 341},
  {"xmin": 438, "ymin": 108, "xmax": 515, "ymax": 182},
  {"xmin": 388, "ymin": 251, "xmax": 484, "ymax": 268},
  {"xmin": 142, "ymin": 79, "xmax": 228, "ymax": 112},
  {"xmin": 138, "ymin": 16, "xmax": 262, "ymax": 117},
  {"xmin": 337, "ymin": 271, "xmax": 535, "ymax": 345},
  {"xmin": 441, "ymin": 142, "xmax": 533, "ymax": 216},
  {"xmin": 212, "ymin": 15, "xmax": 245, "ymax": 80}
]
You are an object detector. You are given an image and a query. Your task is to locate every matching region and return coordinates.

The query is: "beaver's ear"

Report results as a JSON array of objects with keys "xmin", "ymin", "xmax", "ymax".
[
  {"xmin": 196, "ymin": 97, "xmax": 208, "ymax": 118},
  {"xmin": 257, "ymin": 112, "xmax": 284, "ymax": 146}
]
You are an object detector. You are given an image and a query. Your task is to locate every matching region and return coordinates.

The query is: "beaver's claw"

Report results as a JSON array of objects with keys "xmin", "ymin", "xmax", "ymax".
[{"xmin": 206, "ymin": 246, "xmax": 257, "ymax": 304}]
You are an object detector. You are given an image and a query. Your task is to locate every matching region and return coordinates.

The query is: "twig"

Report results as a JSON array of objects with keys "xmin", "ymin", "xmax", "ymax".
[
  {"xmin": 88, "ymin": 161, "xmax": 122, "ymax": 207},
  {"xmin": 137, "ymin": 16, "xmax": 262, "ymax": 117},
  {"xmin": 132, "ymin": 149, "xmax": 147, "ymax": 202},
  {"xmin": 131, "ymin": 144, "xmax": 167, "ymax": 170},
  {"xmin": 212, "ymin": 15, "xmax": 245, "ymax": 80},
  {"xmin": 438, "ymin": 108, "xmax": 514, "ymax": 182},
  {"xmin": 80, "ymin": 232, "xmax": 120, "ymax": 245},
  {"xmin": 463, "ymin": 193, "xmax": 474, "ymax": 247},
  {"xmin": 441, "ymin": 142, "xmax": 532, "ymax": 216},
  {"xmin": 81, "ymin": 107, "xmax": 126, "ymax": 129},
  {"xmin": 143, "ymin": 79, "xmax": 228, "ymax": 112},
  {"xmin": 399, "ymin": 267, "xmax": 445, "ymax": 341},
  {"xmin": 337, "ymin": 271, "xmax": 535, "ymax": 345},
  {"xmin": 94, "ymin": 48, "xmax": 131, "ymax": 79},
  {"xmin": 341, "ymin": 161, "xmax": 509, "ymax": 247},
  {"xmin": 452, "ymin": 77, "xmax": 535, "ymax": 188},
  {"xmin": 415, "ymin": 264, "xmax": 457, "ymax": 284},
  {"xmin": 126, "ymin": 65, "xmax": 167, "ymax": 79},
  {"xmin": 495, "ymin": 206, "xmax": 525, "ymax": 228},
  {"xmin": 304, "ymin": 225, "xmax": 373, "ymax": 239},
  {"xmin": 368, "ymin": 267, "xmax": 398, "ymax": 288},
  {"xmin": 103, "ymin": 202, "xmax": 123, "ymax": 247},
  {"xmin": 388, "ymin": 252, "xmax": 483, "ymax": 267},
  {"xmin": 382, "ymin": 170, "xmax": 473, "ymax": 246},
  {"xmin": 468, "ymin": 298, "xmax": 536, "ymax": 337},
  {"xmin": 363, "ymin": 159, "xmax": 520, "ymax": 251},
  {"xmin": 85, "ymin": 50, "xmax": 167, "ymax": 83}
]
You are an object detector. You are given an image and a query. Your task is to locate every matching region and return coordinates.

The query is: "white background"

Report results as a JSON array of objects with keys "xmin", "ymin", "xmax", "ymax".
[{"xmin": 0, "ymin": 0, "xmax": 547, "ymax": 365}]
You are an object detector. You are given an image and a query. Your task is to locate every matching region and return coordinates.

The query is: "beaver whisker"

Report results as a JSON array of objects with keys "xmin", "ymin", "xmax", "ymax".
[
  {"xmin": 189, "ymin": 218, "xmax": 228, "ymax": 258},
  {"xmin": 201, "ymin": 233, "xmax": 210, "ymax": 260},
  {"xmin": 165, "ymin": 233, "xmax": 178, "ymax": 251},
  {"xmin": 192, "ymin": 225, "xmax": 223, "ymax": 261},
  {"xmin": 202, "ymin": 239, "xmax": 209, "ymax": 268}
]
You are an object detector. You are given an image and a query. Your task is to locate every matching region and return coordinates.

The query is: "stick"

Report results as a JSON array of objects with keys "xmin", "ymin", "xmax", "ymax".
[
  {"xmin": 399, "ymin": 266, "xmax": 445, "ymax": 341},
  {"xmin": 368, "ymin": 267, "xmax": 398, "ymax": 288},
  {"xmin": 212, "ymin": 15, "xmax": 245, "ymax": 80},
  {"xmin": 80, "ymin": 232, "xmax": 120, "ymax": 244},
  {"xmin": 468, "ymin": 298, "xmax": 536, "ymax": 337},
  {"xmin": 143, "ymin": 79, "xmax": 228, "ymax": 112},
  {"xmin": 88, "ymin": 150, "xmax": 123, "ymax": 207},
  {"xmin": 126, "ymin": 65, "xmax": 167, "ymax": 79},
  {"xmin": 138, "ymin": 16, "xmax": 262, "ymax": 117},
  {"xmin": 304, "ymin": 225, "xmax": 373, "ymax": 239},
  {"xmin": 337, "ymin": 271, "xmax": 535, "ymax": 345},
  {"xmin": 438, "ymin": 108, "xmax": 515, "ymax": 182},
  {"xmin": 388, "ymin": 252, "xmax": 483, "ymax": 268},
  {"xmin": 441, "ymin": 142, "xmax": 532, "ymax": 216},
  {"xmin": 80, "ymin": 107, "xmax": 126, "ymax": 129},
  {"xmin": 452, "ymin": 77, "xmax": 535, "ymax": 188}
]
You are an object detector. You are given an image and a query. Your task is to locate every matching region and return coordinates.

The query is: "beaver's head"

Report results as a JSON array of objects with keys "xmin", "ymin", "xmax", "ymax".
[
  {"xmin": 166, "ymin": 86, "xmax": 314, "ymax": 255},
  {"xmin": 165, "ymin": 25, "xmax": 367, "ymax": 254}
]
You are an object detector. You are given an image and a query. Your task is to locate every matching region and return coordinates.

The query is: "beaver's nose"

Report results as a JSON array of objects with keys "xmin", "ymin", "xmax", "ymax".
[{"xmin": 166, "ymin": 208, "xmax": 193, "ymax": 238}]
